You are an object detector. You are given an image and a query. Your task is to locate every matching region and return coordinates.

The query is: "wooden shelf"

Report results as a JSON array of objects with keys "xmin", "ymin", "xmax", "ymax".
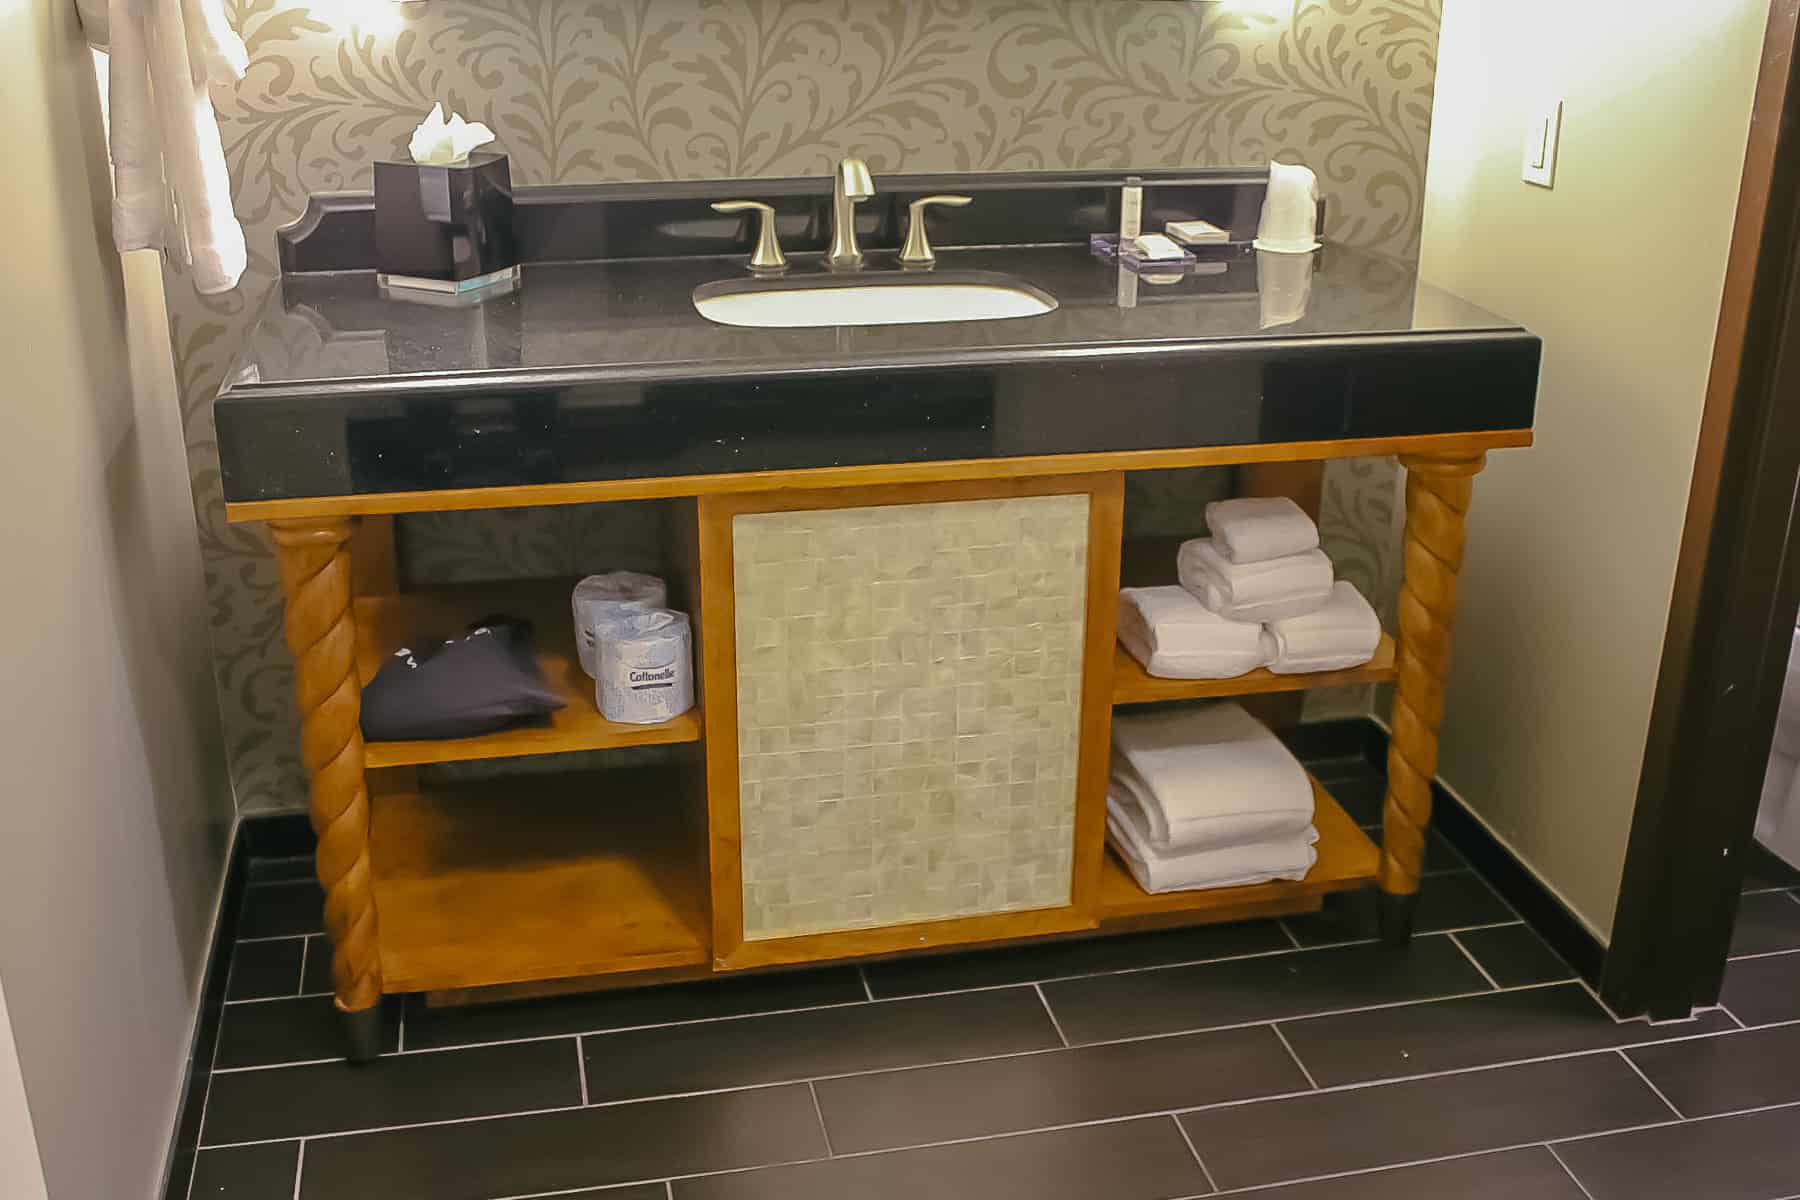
[
  {"xmin": 1111, "ymin": 634, "xmax": 1397, "ymax": 707},
  {"xmin": 1097, "ymin": 775, "xmax": 1380, "ymax": 923},
  {"xmin": 354, "ymin": 580, "xmax": 701, "ymax": 768},
  {"xmin": 370, "ymin": 768, "xmax": 710, "ymax": 993}
]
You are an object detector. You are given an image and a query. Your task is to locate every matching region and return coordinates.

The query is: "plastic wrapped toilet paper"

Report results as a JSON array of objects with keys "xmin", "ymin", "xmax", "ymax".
[
  {"xmin": 1254, "ymin": 161, "xmax": 1321, "ymax": 254},
  {"xmin": 572, "ymin": 572, "xmax": 667, "ymax": 677},
  {"xmin": 598, "ymin": 610, "xmax": 695, "ymax": 725}
]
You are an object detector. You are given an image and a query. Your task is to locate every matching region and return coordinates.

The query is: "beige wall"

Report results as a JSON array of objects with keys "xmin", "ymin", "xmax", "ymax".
[
  {"xmin": 0, "ymin": 0, "xmax": 234, "ymax": 1196},
  {"xmin": 1419, "ymin": 0, "xmax": 1768, "ymax": 938}
]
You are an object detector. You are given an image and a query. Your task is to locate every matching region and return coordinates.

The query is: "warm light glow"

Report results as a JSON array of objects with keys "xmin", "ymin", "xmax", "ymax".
[
  {"xmin": 1220, "ymin": 0, "xmax": 1292, "ymax": 18},
  {"xmin": 308, "ymin": 0, "xmax": 408, "ymax": 37}
]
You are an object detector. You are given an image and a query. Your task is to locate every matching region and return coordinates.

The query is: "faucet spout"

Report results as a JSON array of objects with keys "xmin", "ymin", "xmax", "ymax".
[{"xmin": 827, "ymin": 157, "xmax": 875, "ymax": 271}]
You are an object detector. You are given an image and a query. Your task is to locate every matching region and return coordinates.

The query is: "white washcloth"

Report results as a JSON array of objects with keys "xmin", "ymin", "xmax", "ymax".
[
  {"xmin": 1260, "ymin": 581, "xmax": 1382, "ymax": 675},
  {"xmin": 1111, "ymin": 702, "xmax": 1315, "ymax": 848},
  {"xmin": 1178, "ymin": 538, "xmax": 1333, "ymax": 623},
  {"xmin": 1205, "ymin": 496, "xmax": 1320, "ymax": 564},
  {"xmin": 1111, "ymin": 761, "xmax": 1314, "ymax": 853},
  {"xmin": 1118, "ymin": 586, "xmax": 1266, "ymax": 680},
  {"xmin": 83, "ymin": 0, "xmax": 248, "ymax": 294},
  {"xmin": 1108, "ymin": 801, "xmax": 1318, "ymax": 893}
]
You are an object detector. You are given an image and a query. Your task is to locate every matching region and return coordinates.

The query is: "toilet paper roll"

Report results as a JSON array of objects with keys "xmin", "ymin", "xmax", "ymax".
[
  {"xmin": 1254, "ymin": 161, "xmax": 1321, "ymax": 254},
  {"xmin": 598, "ymin": 609, "xmax": 695, "ymax": 725},
  {"xmin": 571, "ymin": 572, "xmax": 667, "ymax": 677}
]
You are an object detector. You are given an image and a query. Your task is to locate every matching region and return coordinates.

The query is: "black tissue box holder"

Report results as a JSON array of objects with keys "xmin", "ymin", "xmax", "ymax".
[{"xmin": 374, "ymin": 151, "xmax": 520, "ymax": 300}]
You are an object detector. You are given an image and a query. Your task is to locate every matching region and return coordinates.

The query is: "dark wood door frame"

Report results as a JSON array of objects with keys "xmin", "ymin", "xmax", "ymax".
[{"xmin": 1605, "ymin": 0, "xmax": 1800, "ymax": 1020}]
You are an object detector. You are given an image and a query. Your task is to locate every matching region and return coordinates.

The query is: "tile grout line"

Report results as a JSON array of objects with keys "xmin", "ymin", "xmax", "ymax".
[
  {"xmin": 224, "ymin": 991, "xmax": 336, "ymax": 1008},
  {"xmin": 294, "ymin": 937, "xmax": 309, "ymax": 998},
  {"xmin": 194, "ymin": 1027, "xmax": 1763, "ymax": 1154},
  {"xmin": 1277, "ymin": 920, "xmax": 1302, "ymax": 950},
  {"xmin": 196, "ymin": 976, "xmax": 1593, "ymax": 1078},
  {"xmin": 1447, "ymin": 931, "xmax": 1502, "ymax": 991},
  {"xmin": 1614, "ymin": 1048, "xmax": 1685, "ymax": 1119},
  {"xmin": 1033, "ymin": 983, "xmax": 1070, "ymax": 1047},
  {"xmin": 1718, "ymin": 1002, "xmax": 1747, "ymax": 1029},
  {"xmin": 290, "ymin": 1139, "xmax": 306, "ymax": 1200},
  {"xmin": 807, "ymin": 1080, "xmax": 835, "ymax": 1156},
  {"xmin": 1545, "ymin": 1142, "xmax": 1600, "ymax": 1200},
  {"xmin": 398, "ymin": 1001, "xmax": 407, "ymax": 1054},
  {"xmin": 1268, "ymin": 1023, "xmax": 1319, "ymax": 1090},
  {"xmin": 664, "ymin": 1183, "xmax": 674, "ymax": 1200},
  {"xmin": 858, "ymin": 967, "xmax": 875, "ymax": 1001},
  {"xmin": 1171, "ymin": 1114, "xmax": 1220, "ymax": 1194},
  {"xmin": 1726, "ymin": 945, "xmax": 1800, "ymax": 963},
  {"xmin": 576, "ymin": 1037, "xmax": 589, "ymax": 1106},
  {"xmin": 184, "ymin": 942, "xmax": 233, "ymax": 1200}
]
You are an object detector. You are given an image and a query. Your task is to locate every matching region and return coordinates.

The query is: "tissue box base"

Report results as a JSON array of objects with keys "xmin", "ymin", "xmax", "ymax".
[{"xmin": 374, "ymin": 151, "xmax": 519, "ymax": 284}]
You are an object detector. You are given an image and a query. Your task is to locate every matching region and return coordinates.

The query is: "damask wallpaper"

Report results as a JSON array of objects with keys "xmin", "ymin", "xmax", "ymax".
[{"xmin": 171, "ymin": 0, "xmax": 1442, "ymax": 812}]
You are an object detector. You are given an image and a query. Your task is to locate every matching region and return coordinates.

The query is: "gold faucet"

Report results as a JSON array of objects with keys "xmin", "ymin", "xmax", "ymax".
[{"xmin": 826, "ymin": 158, "xmax": 874, "ymax": 271}]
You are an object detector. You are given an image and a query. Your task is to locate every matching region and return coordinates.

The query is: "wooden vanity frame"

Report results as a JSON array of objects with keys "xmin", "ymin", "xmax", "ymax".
[{"xmin": 237, "ymin": 428, "xmax": 1526, "ymax": 1059}]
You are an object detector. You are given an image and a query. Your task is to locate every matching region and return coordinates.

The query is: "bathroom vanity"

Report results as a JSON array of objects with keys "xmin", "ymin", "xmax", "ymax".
[{"xmin": 217, "ymin": 169, "xmax": 1539, "ymax": 1058}]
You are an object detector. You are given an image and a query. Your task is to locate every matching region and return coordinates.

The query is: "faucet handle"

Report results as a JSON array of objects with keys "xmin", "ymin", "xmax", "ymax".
[
  {"xmin": 899, "ymin": 194, "xmax": 973, "ymax": 269},
  {"xmin": 712, "ymin": 200, "xmax": 787, "ymax": 275}
]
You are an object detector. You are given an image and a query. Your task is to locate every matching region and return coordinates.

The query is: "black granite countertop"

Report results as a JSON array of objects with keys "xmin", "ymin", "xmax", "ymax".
[
  {"xmin": 215, "ymin": 239, "xmax": 1540, "ymax": 507},
  {"xmin": 221, "ymin": 244, "xmax": 1521, "ymax": 399}
]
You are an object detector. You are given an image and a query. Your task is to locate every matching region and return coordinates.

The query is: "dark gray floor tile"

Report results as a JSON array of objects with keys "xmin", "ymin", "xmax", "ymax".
[
  {"xmin": 1041, "ymin": 934, "xmax": 1488, "ymax": 1045},
  {"xmin": 1359, "ymin": 823, "xmax": 1467, "ymax": 875},
  {"xmin": 1743, "ymin": 842, "xmax": 1800, "ymax": 893},
  {"xmin": 1729, "ymin": 890, "xmax": 1800, "ymax": 957},
  {"xmin": 299, "ymin": 1084, "xmax": 824, "ymax": 1200},
  {"xmin": 1226, "ymin": 1146, "xmax": 1588, "ymax": 1199},
  {"xmin": 225, "ymin": 938, "xmax": 303, "ymax": 1002},
  {"xmin": 580, "ymin": 985, "xmax": 1058, "ymax": 1102},
  {"xmin": 190, "ymin": 1141, "xmax": 301, "ymax": 1198},
  {"xmin": 815, "ymin": 1024, "xmax": 1306, "ymax": 1153},
  {"xmin": 205, "ymin": 1037, "xmax": 579, "ymax": 1146},
  {"xmin": 1453, "ymin": 924, "xmax": 1574, "ymax": 988},
  {"xmin": 1284, "ymin": 874, "xmax": 1514, "ymax": 946},
  {"xmin": 405, "ymin": 967, "xmax": 868, "ymax": 1051},
  {"xmin": 247, "ymin": 855, "xmax": 318, "ymax": 883},
  {"xmin": 237, "ymin": 881, "xmax": 325, "ymax": 939},
  {"xmin": 1721, "ymin": 949, "xmax": 1800, "ymax": 1025},
  {"xmin": 1180, "ymin": 1054, "xmax": 1671, "ymax": 1190},
  {"xmin": 1555, "ymin": 1103, "xmax": 1800, "ymax": 1200},
  {"xmin": 1627, "ymin": 1023, "xmax": 1800, "ymax": 1116},
  {"xmin": 542, "ymin": 1188, "xmax": 669, "ymax": 1199},
  {"xmin": 1324, "ymin": 774, "xmax": 1384, "ymax": 824},
  {"xmin": 300, "ymin": 935, "xmax": 331, "ymax": 995},
  {"xmin": 673, "ymin": 1115, "xmax": 1207, "ymax": 1200},
  {"xmin": 1280, "ymin": 983, "xmax": 1736, "ymax": 1086},
  {"xmin": 862, "ymin": 921, "xmax": 1291, "ymax": 999},
  {"xmin": 214, "ymin": 994, "xmax": 399, "ymax": 1069}
]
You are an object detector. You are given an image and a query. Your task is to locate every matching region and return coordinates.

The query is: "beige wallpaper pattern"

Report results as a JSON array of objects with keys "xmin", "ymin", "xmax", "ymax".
[{"xmin": 172, "ymin": 0, "xmax": 1441, "ymax": 812}]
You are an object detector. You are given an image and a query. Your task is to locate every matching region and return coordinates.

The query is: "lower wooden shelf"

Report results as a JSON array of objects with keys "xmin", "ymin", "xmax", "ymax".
[
  {"xmin": 370, "ymin": 768, "xmax": 710, "ymax": 994},
  {"xmin": 1111, "ymin": 635, "xmax": 1397, "ymax": 706},
  {"xmin": 354, "ymin": 579, "xmax": 702, "ymax": 768},
  {"xmin": 1097, "ymin": 775, "xmax": 1380, "ymax": 924}
]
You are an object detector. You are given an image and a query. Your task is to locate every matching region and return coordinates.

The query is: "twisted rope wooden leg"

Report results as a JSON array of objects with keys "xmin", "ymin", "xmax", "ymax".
[
  {"xmin": 1379, "ymin": 453, "xmax": 1485, "ymax": 945},
  {"xmin": 271, "ymin": 519, "xmax": 384, "ymax": 1060}
]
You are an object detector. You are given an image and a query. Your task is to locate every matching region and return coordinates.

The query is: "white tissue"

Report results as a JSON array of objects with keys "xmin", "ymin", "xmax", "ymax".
[
  {"xmin": 408, "ymin": 103, "xmax": 496, "ymax": 166},
  {"xmin": 572, "ymin": 572, "xmax": 667, "ymax": 677},
  {"xmin": 599, "ymin": 610, "xmax": 696, "ymax": 725},
  {"xmin": 1254, "ymin": 161, "xmax": 1321, "ymax": 254}
]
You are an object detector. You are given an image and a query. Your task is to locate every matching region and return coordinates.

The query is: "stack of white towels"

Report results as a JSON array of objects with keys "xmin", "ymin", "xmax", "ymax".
[
  {"xmin": 1109, "ymin": 702, "xmax": 1318, "ymax": 892},
  {"xmin": 1118, "ymin": 497, "xmax": 1382, "ymax": 680}
]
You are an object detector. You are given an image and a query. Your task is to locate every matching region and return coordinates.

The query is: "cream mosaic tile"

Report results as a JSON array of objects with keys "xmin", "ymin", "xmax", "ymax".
[{"xmin": 733, "ymin": 495, "xmax": 1090, "ymax": 940}]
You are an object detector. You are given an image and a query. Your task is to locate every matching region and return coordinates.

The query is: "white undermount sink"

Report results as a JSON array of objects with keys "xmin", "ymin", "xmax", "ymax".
[{"xmin": 693, "ymin": 271, "xmax": 1057, "ymax": 329}]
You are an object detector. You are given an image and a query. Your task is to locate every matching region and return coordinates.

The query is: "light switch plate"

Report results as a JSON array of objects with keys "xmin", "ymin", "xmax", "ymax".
[{"xmin": 1523, "ymin": 100, "xmax": 1563, "ymax": 188}]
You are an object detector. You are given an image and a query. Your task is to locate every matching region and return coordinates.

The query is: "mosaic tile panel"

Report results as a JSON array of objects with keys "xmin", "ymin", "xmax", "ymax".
[{"xmin": 734, "ymin": 495, "xmax": 1091, "ymax": 940}]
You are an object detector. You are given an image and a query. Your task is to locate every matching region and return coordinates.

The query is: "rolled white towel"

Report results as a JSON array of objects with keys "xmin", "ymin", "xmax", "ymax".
[
  {"xmin": 1178, "ymin": 538, "xmax": 1333, "ymax": 623},
  {"xmin": 1260, "ymin": 581, "xmax": 1382, "ymax": 675},
  {"xmin": 1205, "ymin": 496, "xmax": 1320, "ymax": 564},
  {"xmin": 1112, "ymin": 702, "xmax": 1314, "ymax": 839},
  {"xmin": 1118, "ymin": 586, "xmax": 1266, "ymax": 680},
  {"xmin": 1108, "ymin": 799, "xmax": 1318, "ymax": 893},
  {"xmin": 1111, "ymin": 760, "xmax": 1314, "ymax": 853}
]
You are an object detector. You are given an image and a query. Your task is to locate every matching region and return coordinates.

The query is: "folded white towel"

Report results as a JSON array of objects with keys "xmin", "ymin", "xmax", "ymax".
[
  {"xmin": 1260, "ymin": 581, "xmax": 1382, "ymax": 675},
  {"xmin": 1178, "ymin": 539, "xmax": 1333, "ymax": 623},
  {"xmin": 1111, "ymin": 702, "xmax": 1314, "ymax": 839},
  {"xmin": 1117, "ymin": 586, "xmax": 1266, "ymax": 680},
  {"xmin": 1108, "ymin": 801, "xmax": 1318, "ymax": 893},
  {"xmin": 1111, "ymin": 761, "xmax": 1314, "ymax": 853},
  {"xmin": 1205, "ymin": 496, "xmax": 1320, "ymax": 564}
]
